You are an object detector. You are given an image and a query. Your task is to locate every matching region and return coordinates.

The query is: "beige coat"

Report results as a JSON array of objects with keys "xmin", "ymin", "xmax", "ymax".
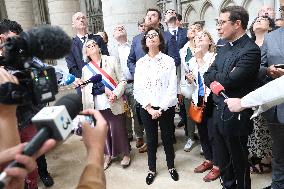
[{"xmin": 81, "ymin": 55, "xmax": 126, "ymax": 115}]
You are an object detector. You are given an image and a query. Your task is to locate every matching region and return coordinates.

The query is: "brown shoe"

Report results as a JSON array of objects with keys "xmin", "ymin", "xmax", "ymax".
[
  {"xmin": 136, "ymin": 138, "xmax": 144, "ymax": 148},
  {"xmin": 138, "ymin": 143, "xmax": 147, "ymax": 153},
  {"xmin": 203, "ymin": 167, "xmax": 220, "ymax": 182},
  {"xmin": 194, "ymin": 161, "xmax": 213, "ymax": 173}
]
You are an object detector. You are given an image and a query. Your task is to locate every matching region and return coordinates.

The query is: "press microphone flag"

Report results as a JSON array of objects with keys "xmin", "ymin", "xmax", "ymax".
[
  {"xmin": 75, "ymin": 74, "xmax": 102, "ymax": 89},
  {"xmin": 210, "ymin": 81, "xmax": 229, "ymax": 99},
  {"xmin": 0, "ymin": 94, "xmax": 82, "ymax": 188}
]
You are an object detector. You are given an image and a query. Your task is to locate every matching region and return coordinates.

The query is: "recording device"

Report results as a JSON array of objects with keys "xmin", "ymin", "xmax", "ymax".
[
  {"xmin": 0, "ymin": 94, "xmax": 82, "ymax": 188},
  {"xmin": 210, "ymin": 81, "xmax": 229, "ymax": 99},
  {"xmin": 72, "ymin": 114, "xmax": 96, "ymax": 136},
  {"xmin": 0, "ymin": 25, "xmax": 71, "ymax": 105},
  {"xmin": 75, "ymin": 74, "xmax": 102, "ymax": 89},
  {"xmin": 274, "ymin": 64, "xmax": 284, "ymax": 69}
]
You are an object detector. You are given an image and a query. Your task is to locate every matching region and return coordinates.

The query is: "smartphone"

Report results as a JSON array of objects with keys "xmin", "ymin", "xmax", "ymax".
[
  {"xmin": 274, "ymin": 64, "xmax": 284, "ymax": 69},
  {"xmin": 72, "ymin": 114, "xmax": 96, "ymax": 136}
]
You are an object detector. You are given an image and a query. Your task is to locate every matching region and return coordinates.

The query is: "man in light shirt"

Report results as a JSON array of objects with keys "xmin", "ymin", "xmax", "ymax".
[{"xmin": 111, "ymin": 25, "xmax": 145, "ymax": 150}]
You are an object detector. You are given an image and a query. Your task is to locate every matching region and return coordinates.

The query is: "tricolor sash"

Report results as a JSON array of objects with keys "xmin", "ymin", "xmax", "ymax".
[{"xmin": 86, "ymin": 60, "xmax": 117, "ymax": 91}]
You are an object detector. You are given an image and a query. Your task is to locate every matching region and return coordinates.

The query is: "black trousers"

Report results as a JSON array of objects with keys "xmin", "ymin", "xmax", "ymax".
[
  {"xmin": 140, "ymin": 106, "xmax": 175, "ymax": 172},
  {"xmin": 212, "ymin": 108, "xmax": 251, "ymax": 189}
]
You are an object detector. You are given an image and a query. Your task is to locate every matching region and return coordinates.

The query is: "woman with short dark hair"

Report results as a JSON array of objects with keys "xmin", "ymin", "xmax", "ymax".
[{"xmin": 134, "ymin": 27, "xmax": 178, "ymax": 185}]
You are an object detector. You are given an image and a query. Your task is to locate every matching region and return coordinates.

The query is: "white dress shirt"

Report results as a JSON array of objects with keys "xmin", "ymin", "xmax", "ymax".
[
  {"xmin": 77, "ymin": 34, "xmax": 88, "ymax": 43},
  {"xmin": 117, "ymin": 42, "xmax": 132, "ymax": 80},
  {"xmin": 241, "ymin": 75, "xmax": 284, "ymax": 118},
  {"xmin": 134, "ymin": 52, "xmax": 178, "ymax": 111}
]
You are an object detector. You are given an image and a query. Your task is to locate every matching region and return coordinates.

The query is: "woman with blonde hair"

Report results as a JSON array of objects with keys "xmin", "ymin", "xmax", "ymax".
[
  {"xmin": 78, "ymin": 39, "xmax": 130, "ymax": 170},
  {"xmin": 184, "ymin": 30, "xmax": 220, "ymax": 182}
]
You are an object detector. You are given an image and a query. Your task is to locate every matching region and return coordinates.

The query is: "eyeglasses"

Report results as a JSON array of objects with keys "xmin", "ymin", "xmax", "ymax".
[
  {"xmin": 165, "ymin": 9, "xmax": 176, "ymax": 14},
  {"xmin": 114, "ymin": 26, "xmax": 124, "ymax": 31},
  {"xmin": 279, "ymin": 6, "xmax": 284, "ymax": 12},
  {"xmin": 86, "ymin": 42, "xmax": 98, "ymax": 48},
  {"xmin": 145, "ymin": 33, "xmax": 159, "ymax": 39},
  {"xmin": 256, "ymin": 17, "xmax": 269, "ymax": 22},
  {"xmin": 215, "ymin": 20, "xmax": 232, "ymax": 26}
]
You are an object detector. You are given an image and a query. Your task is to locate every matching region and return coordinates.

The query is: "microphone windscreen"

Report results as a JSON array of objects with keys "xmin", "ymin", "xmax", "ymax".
[
  {"xmin": 54, "ymin": 94, "xmax": 82, "ymax": 119},
  {"xmin": 89, "ymin": 74, "xmax": 102, "ymax": 83},
  {"xmin": 65, "ymin": 74, "xmax": 76, "ymax": 85},
  {"xmin": 210, "ymin": 81, "xmax": 224, "ymax": 96},
  {"xmin": 21, "ymin": 25, "xmax": 72, "ymax": 60}
]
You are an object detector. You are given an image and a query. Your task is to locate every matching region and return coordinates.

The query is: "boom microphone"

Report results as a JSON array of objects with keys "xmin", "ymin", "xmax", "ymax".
[
  {"xmin": 75, "ymin": 74, "xmax": 102, "ymax": 89},
  {"xmin": 2, "ymin": 25, "xmax": 71, "ymax": 70},
  {"xmin": 0, "ymin": 94, "xmax": 82, "ymax": 188},
  {"xmin": 210, "ymin": 81, "xmax": 229, "ymax": 99}
]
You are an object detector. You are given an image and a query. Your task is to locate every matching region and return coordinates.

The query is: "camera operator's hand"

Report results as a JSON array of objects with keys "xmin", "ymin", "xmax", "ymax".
[
  {"xmin": 0, "ymin": 68, "xmax": 20, "ymax": 151},
  {"xmin": 73, "ymin": 78, "xmax": 84, "ymax": 88},
  {"xmin": 0, "ymin": 139, "xmax": 56, "ymax": 189},
  {"xmin": 80, "ymin": 109, "xmax": 108, "ymax": 164}
]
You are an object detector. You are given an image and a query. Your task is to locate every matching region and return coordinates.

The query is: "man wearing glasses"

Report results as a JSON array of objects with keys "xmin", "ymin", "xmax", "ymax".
[{"xmin": 204, "ymin": 6, "xmax": 261, "ymax": 189}]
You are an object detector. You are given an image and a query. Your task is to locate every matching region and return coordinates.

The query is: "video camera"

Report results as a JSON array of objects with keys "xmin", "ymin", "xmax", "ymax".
[{"xmin": 0, "ymin": 25, "xmax": 71, "ymax": 105}]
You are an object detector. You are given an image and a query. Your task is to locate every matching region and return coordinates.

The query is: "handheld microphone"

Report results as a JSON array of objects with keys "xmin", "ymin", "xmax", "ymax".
[
  {"xmin": 0, "ymin": 94, "xmax": 82, "ymax": 188},
  {"xmin": 75, "ymin": 74, "xmax": 102, "ymax": 89},
  {"xmin": 210, "ymin": 81, "xmax": 229, "ymax": 99}
]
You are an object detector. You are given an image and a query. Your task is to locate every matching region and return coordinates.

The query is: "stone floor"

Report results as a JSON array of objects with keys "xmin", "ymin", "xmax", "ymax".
[{"xmin": 39, "ymin": 125, "xmax": 271, "ymax": 189}]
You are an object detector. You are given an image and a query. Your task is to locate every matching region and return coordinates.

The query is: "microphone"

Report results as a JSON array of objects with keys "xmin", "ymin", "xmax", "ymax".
[
  {"xmin": 0, "ymin": 94, "xmax": 82, "ymax": 188},
  {"xmin": 75, "ymin": 74, "xmax": 102, "ymax": 89},
  {"xmin": 210, "ymin": 81, "xmax": 229, "ymax": 99},
  {"xmin": 3, "ymin": 25, "xmax": 71, "ymax": 70}
]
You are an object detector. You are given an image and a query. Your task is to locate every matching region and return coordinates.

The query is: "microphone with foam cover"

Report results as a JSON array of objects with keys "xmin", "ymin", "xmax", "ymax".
[
  {"xmin": 75, "ymin": 74, "xmax": 102, "ymax": 89},
  {"xmin": 3, "ymin": 25, "xmax": 71, "ymax": 70},
  {"xmin": 0, "ymin": 94, "xmax": 82, "ymax": 188},
  {"xmin": 210, "ymin": 81, "xmax": 229, "ymax": 99}
]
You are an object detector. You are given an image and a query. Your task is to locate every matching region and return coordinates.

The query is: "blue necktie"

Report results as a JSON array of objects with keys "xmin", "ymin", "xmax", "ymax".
[
  {"xmin": 185, "ymin": 48, "xmax": 192, "ymax": 62},
  {"xmin": 173, "ymin": 30, "xmax": 177, "ymax": 41},
  {"xmin": 81, "ymin": 36, "xmax": 86, "ymax": 43}
]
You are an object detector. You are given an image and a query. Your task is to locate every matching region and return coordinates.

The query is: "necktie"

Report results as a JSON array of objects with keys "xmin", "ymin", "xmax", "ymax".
[
  {"xmin": 81, "ymin": 36, "xmax": 86, "ymax": 43},
  {"xmin": 173, "ymin": 30, "xmax": 177, "ymax": 41}
]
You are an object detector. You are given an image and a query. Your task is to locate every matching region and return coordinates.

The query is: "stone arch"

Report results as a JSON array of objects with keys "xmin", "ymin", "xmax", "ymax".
[
  {"xmin": 200, "ymin": 0, "xmax": 213, "ymax": 20},
  {"xmin": 183, "ymin": 4, "xmax": 198, "ymax": 26},
  {"xmin": 219, "ymin": 0, "xmax": 235, "ymax": 12},
  {"xmin": 0, "ymin": 0, "xmax": 7, "ymax": 20}
]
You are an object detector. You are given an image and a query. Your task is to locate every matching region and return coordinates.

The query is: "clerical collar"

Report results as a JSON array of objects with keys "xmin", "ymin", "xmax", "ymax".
[{"xmin": 228, "ymin": 33, "xmax": 246, "ymax": 46}]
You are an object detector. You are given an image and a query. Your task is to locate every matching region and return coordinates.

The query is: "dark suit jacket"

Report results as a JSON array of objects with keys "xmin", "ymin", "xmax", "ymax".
[
  {"xmin": 127, "ymin": 31, "xmax": 180, "ymax": 76},
  {"xmin": 166, "ymin": 27, "xmax": 188, "ymax": 49},
  {"xmin": 259, "ymin": 27, "xmax": 284, "ymax": 123},
  {"xmin": 204, "ymin": 34, "xmax": 261, "ymax": 136},
  {"xmin": 65, "ymin": 34, "xmax": 109, "ymax": 78}
]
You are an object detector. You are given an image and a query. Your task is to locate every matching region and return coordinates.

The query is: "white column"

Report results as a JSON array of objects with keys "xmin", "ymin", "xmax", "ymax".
[
  {"xmin": 47, "ymin": 0, "xmax": 80, "ymax": 36},
  {"xmin": 102, "ymin": 0, "xmax": 158, "ymax": 45},
  {"xmin": 4, "ymin": 0, "xmax": 34, "ymax": 30}
]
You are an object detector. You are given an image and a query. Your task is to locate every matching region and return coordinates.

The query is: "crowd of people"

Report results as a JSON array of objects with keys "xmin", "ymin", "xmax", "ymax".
[{"xmin": 1, "ymin": 1, "xmax": 284, "ymax": 189}]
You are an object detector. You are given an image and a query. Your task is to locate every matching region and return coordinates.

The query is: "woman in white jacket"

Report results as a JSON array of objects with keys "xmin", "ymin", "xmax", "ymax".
[{"xmin": 184, "ymin": 31, "xmax": 220, "ymax": 182}]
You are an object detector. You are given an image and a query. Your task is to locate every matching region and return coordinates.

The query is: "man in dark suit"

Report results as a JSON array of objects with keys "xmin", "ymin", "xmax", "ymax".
[
  {"xmin": 204, "ymin": 6, "xmax": 261, "ymax": 189},
  {"xmin": 127, "ymin": 8, "xmax": 180, "ymax": 76},
  {"xmin": 65, "ymin": 12, "xmax": 109, "ymax": 80}
]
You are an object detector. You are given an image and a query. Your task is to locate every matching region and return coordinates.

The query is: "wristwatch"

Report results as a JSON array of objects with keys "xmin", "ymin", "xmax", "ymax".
[{"xmin": 158, "ymin": 108, "xmax": 163, "ymax": 114}]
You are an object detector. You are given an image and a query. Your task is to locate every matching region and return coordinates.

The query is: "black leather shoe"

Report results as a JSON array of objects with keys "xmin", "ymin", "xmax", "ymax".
[
  {"xmin": 40, "ymin": 173, "xmax": 54, "ymax": 187},
  {"xmin": 169, "ymin": 168, "xmax": 179, "ymax": 181},
  {"xmin": 146, "ymin": 172, "xmax": 156, "ymax": 185},
  {"xmin": 263, "ymin": 186, "xmax": 271, "ymax": 189}
]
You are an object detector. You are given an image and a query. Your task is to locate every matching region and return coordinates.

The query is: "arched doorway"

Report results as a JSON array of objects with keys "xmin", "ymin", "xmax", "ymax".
[
  {"xmin": 84, "ymin": 0, "xmax": 104, "ymax": 33},
  {"xmin": 0, "ymin": 0, "xmax": 7, "ymax": 20}
]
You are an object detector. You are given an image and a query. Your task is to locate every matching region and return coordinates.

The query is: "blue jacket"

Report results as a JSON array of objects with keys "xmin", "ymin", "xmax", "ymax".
[
  {"xmin": 166, "ymin": 27, "xmax": 188, "ymax": 49},
  {"xmin": 65, "ymin": 34, "xmax": 109, "ymax": 78},
  {"xmin": 127, "ymin": 31, "xmax": 180, "ymax": 76}
]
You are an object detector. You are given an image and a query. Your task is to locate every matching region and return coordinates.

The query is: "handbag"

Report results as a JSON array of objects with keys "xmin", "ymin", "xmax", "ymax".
[{"xmin": 188, "ymin": 100, "xmax": 205, "ymax": 124}]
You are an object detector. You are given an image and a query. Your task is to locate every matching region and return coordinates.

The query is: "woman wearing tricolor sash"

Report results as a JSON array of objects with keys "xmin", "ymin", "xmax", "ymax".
[{"xmin": 79, "ymin": 39, "xmax": 131, "ymax": 170}]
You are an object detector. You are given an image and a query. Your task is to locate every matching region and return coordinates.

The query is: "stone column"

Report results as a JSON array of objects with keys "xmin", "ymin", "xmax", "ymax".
[
  {"xmin": 4, "ymin": 0, "xmax": 34, "ymax": 30},
  {"xmin": 102, "ymin": 0, "xmax": 158, "ymax": 46},
  {"xmin": 47, "ymin": 0, "xmax": 80, "ymax": 36}
]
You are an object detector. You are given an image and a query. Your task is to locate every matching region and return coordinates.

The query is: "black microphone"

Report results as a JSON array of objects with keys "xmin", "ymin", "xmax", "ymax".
[
  {"xmin": 75, "ymin": 74, "xmax": 102, "ymax": 89},
  {"xmin": 210, "ymin": 81, "xmax": 229, "ymax": 99},
  {"xmin": 3, "ymin": 25, "xmax": 71, "ymax": 70},
  {"xmin": 0, "ymin": 94, "xmax": 82, "ymax": 188}
]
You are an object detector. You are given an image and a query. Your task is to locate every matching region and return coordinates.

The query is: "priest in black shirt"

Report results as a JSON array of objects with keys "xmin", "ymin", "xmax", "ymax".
[{"xmin": 204, "ymin": 6, "xmax": 261, "ymax": 189}]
